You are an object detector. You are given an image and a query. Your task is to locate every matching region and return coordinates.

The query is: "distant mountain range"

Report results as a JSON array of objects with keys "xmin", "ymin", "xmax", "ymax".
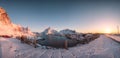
[
  {"xmin": 0, "ymin": 7, "xmax": 78, "ymax": 37},
  {"xmin": 40, "ymin": 27, "xmax": 77, "ymax": 36}
]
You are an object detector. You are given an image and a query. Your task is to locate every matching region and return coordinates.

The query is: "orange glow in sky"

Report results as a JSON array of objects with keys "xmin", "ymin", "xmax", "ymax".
[{"xmin": 104, "ymin": 28, "xmax": 112, "ymax": 33}]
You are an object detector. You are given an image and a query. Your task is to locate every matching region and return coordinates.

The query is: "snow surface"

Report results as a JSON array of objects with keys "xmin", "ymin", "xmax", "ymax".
[
  {"xmin": 0, "ymin": 35, "xmax": 120, "ymax": 58},
  {"xmin": 107, "ymin": 35, "xmax": 120, "ymax": 42}
]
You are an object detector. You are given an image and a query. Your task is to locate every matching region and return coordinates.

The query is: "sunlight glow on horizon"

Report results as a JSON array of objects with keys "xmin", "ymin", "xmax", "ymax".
[{"xmin": 104, "ymin": 28, "xmax": 112, "ymax": 33}]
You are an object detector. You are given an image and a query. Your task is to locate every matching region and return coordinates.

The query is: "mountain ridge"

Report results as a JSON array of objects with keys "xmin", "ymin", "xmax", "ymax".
[{"xmin": 0, "ymin": 7, "xmax": 34, "ymax": 37}]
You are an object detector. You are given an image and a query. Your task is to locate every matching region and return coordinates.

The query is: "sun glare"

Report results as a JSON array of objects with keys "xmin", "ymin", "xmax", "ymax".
[{"xmin": 105, "ymin": 28, "xmax": 112, "ymax": 33}]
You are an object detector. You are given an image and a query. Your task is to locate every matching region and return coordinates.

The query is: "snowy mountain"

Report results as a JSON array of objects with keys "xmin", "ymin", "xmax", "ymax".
[
  {"xmin": 41, "ymin": 27, "xmax": 59, "ymax": 35},
  {"xmin": 59, "ymin": 29, "xmax": 76, "ymax": 35},
  {"xmin": 39, "ymin": 27, "xmax": 78, "ymax": 37},
  {"xmin": 0, "ymin": 7, "xmax": 34, "ymax": 37}
]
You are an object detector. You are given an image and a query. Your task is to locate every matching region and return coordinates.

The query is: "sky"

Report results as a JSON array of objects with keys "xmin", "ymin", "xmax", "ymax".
[{"xmin": 0, "ymin": 0, "xmax": 120, "ymax": 33}]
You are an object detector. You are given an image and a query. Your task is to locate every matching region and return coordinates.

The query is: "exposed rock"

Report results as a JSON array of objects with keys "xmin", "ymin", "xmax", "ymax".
[
  {"xmin": 0, "ymin": 7, "xmax": 11, "ymax": 24},
  {"xmin": 0, "ymin": 7, "xmax": 34, "ymax": 37}
]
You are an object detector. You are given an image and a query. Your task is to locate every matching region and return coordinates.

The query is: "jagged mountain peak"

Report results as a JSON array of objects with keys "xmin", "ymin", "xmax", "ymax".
[
  {"xmin": 0, "ymin": 7, "xmax": 11, "ymax": 24},
  {"xmin": 0, "ymin": 7, "xmax": 34, "ymax": 37},
  {"xmin": 0, "ymin": 7, "xmax": 6, "ymax": 13},
  {"xmin": 44, "ymin": 27, "xmax": 58, "ymax": 35}
]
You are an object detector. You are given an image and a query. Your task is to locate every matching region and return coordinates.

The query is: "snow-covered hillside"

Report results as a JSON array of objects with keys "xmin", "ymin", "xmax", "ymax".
[
  {"xmin": 0, "ymin": 7, "xmax": 34, "ymax": 37},
  {"xmin": 0, "ymin": 35, "xmax": 120, "ymax": 58}
]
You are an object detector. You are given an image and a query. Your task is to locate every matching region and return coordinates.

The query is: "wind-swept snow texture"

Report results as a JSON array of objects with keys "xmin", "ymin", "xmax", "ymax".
[{"xmin": 0, "ymin": 35, "xmax": 120, "ymax": 58}]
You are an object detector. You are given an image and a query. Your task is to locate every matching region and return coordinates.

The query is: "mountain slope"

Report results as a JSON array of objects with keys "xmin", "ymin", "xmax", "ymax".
[
  {"xmin": 42, "ymin": 27, "xmax": 58, "ymax": 35},
  {"xmin": 0, "ymin": 7, "xmax": 34, "ymax": 37}
]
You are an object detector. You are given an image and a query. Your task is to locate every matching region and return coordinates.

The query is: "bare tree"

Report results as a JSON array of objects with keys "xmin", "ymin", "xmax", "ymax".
[{"xmin": 117, "ymin": 25, "xmax": 119, "ymax": 34}]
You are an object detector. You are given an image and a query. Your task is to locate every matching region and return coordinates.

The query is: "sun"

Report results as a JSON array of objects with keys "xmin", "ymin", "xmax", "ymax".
[{"xmin": 104, "ymin": 28, "xmax": 112, "ymax": 33}]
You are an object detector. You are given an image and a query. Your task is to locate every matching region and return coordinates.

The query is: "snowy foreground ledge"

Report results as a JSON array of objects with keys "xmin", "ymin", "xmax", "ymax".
[
  {"xmin": 107, "ymin": 35, "xmax": 120, "ymax": 43},
  {"xmin": 0, "ymin": 35, "xmax": 120, "ymax": 58}
]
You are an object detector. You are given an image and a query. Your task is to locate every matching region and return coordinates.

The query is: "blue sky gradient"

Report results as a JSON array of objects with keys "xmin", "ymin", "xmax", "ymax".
[{"xmin": 0, "ymin": 0, "xmax": 120, "ymax": 33}]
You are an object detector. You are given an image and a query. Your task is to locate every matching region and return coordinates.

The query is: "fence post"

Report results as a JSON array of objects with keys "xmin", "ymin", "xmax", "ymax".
[
  {"xmin": 34, "ymin": 36, "xmax": 37, "ymax": 48},
  {"xmin": 64, "ymin": 40, "xmax": 68, "ymax": 50}
]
